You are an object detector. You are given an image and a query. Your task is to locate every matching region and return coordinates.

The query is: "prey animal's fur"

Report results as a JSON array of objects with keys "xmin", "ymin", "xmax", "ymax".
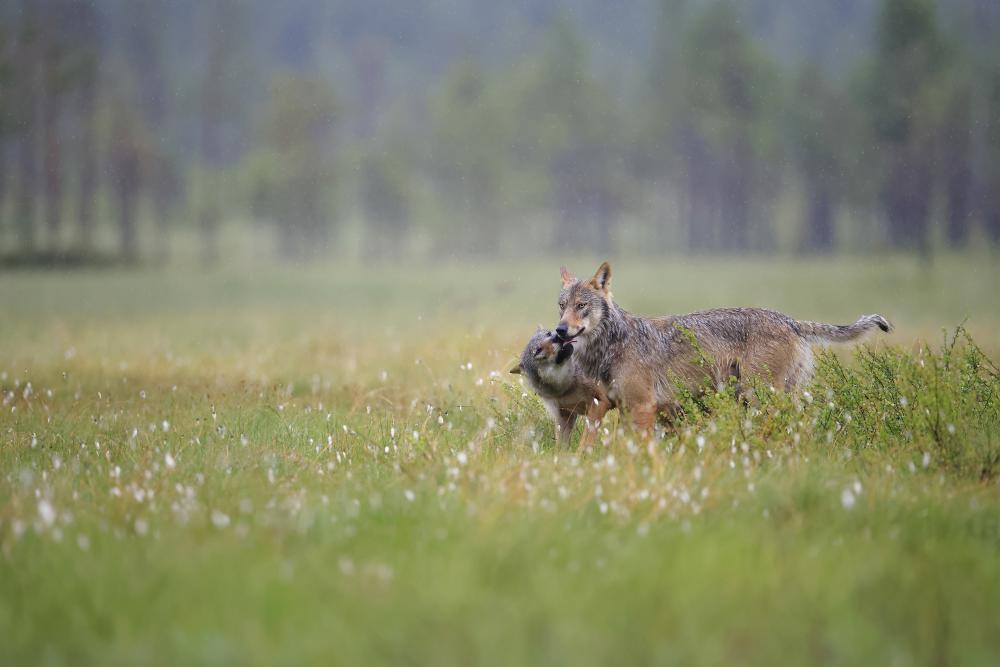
[
  {"xmin": 556, "ymin": 262, "xmax": 891, "ymax": 434},
  {"xmin": 511, "ymin": 328, "xmax": 613, "ymax": 447}
]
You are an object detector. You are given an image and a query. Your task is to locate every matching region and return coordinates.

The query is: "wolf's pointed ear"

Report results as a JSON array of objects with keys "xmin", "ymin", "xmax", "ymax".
[
  {"xmin": 589, "ymin": 261, "xmax": 612, "ymax": 295},
  {"xmin": 560, "ymin": 266, "xmax": 576, "ymax": 288},
  {"xmin": 509, "ymin": 364, "xmax": 522, "ymax": 375}
]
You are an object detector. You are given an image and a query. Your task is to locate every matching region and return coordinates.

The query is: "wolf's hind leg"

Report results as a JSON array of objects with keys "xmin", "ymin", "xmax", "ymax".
[
  {"xmin": 727, "ymin": 361, "xmax": 761, "ymax": 408},
  {"xmin": 782, "ymin": 344, "xmax": 815, "ymax": 392},
  {"xmin": 630, "ymin": 402, "xmax": 659, "ymax": 438}
]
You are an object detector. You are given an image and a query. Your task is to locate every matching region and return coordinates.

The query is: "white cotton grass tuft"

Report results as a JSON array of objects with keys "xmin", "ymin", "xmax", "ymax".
[
  {"xmin": 37, "ymin": 499, "xmax": 56, "ymax": 527},
  {"xmin": 211, "ymin": 510, "xmax": 231, "ymax": 529}
]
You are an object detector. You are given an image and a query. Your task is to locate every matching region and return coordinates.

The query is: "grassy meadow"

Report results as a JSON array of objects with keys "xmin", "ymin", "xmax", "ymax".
[{"xmin": 1, "ymin": 255, "xmax": 999, "ymax": 666}]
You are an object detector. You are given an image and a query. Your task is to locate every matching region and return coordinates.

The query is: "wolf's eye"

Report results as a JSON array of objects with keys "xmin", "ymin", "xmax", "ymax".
[
  {"xmin": 558, "ymin": 301, "xmax": 567, "ymax": 311},
  {"xmin": 576, "ymin": 302, "xmax": 587, "ymax": 311}
]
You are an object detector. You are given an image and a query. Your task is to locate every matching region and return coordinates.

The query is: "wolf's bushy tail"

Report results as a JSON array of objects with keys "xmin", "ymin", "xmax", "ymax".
[{"xmin": 795, "ymin": 314, "xmax": 892, "ymax": 343}]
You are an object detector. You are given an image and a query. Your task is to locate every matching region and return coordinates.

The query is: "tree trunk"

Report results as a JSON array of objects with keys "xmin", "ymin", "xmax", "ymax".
[
  {"xmin": 942, "ymin": 93, "xmax": 972, "ymax": 247},
  {"xmin": 986, "ymin": 209, "xmax": 1000, "ymax": 244},
  {"xmin": 200, "ymin": 208, "xmax": 220, "ymax": 265},
  {"xmin": 0, "ymin": 142, "xmax": 7, "ymax": 246},
  {"xmin": 726, "ymin": 177, "xmax": 750, "ymax": 252},
  {"xmin": 112, "ymin": 106, "xmax": 142, "ymax": 261},
  {"xmin": 726, "ymin": 137, "xmax": 753, "ymax": 253},
  {"xmin": 984, "ymin": 178, "xmax": 1000, "ymax": 243},
  {"xmin": 117, "ymin": 180, "xmax": 136, "ymax": 259},
  {"xmin": 803, "ymin": 185, "xmax": 834, "ymax": 253},
  {"xmin": 77, "ymin": 74, "xmax": 98, "ymax": 251},
  {"xmin": 684, "ymin": 132, "xmax": 713, "ymax": 252},
  {"xmin": 198, "ymin": 152, "xmax": 221, "ymax": 263},
  {"xmin": 115, "ymin": 152, "xmax": 140, "ymax": 260},
  {"xmin": 945, "ymin": 166, "xmax": 971, "ymax": 247},
  {"xmin": 593, "ymin": 192, "xmax": 614, "ymax": 257},
  {"xmin": 153, "ymin": 187, "xmax": 172, "ymax": 264},
  {"xmin": 15, "ymin": 132, "xmax": 37, "ymax": 254},
  {"xmin": 151, "ymin": 156, "xmax": 178, "ymax": 264},
  {"xmin": 14, "ymin": 26, "xmax": 39, "ymax": 254},
  {"xmin": 200, "ymin": 104, "xmax": 221, "ymax": 265},
  {"xmin": 550, "ymin": 152, "xmax": 583, "ymax": 253},
  {"xmin": 650, "ymin": 178, "xmax": 676, "ymax": 255},
  {"xmin": 884, "ymin": 145, "xmax": 932, "ymax": 254},
  {"xmin": 42, "ymin": 83, "xmax": 62, "ymax": 251}
]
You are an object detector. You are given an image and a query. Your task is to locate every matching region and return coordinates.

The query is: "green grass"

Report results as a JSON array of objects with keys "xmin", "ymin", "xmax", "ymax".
[{"xmin": 1, "ymin": 255, "xmax": 999, "ymax": 666}]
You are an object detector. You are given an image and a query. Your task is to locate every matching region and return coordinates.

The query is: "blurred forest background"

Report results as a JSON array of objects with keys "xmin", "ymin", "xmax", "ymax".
[{"xmin": 0, "ymin": 0, "xmax": 998, "ymax": 265}]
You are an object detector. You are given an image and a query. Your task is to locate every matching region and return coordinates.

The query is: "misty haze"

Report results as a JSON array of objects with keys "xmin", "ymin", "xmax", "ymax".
[{"xmin": 1, "ymin": 2, "xmax": 999, "ymax": 665}]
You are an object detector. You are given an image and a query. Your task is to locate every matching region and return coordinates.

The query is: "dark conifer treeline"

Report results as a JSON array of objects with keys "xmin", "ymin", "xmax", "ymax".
[{"xmin": 0, "ymin": 0, "xmax": 997, "ymax": 262}]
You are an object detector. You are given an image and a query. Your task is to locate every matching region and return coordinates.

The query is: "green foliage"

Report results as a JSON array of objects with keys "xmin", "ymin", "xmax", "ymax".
[
  {"xmin": 430, "ymin": 59, "xmax": 515, "ymax": 254},
  {"xmin": 518, "ymin": 19, "xmax": 626, "ymax": 251},
  {"xmin": 679, "ymin": 2, "xmax": 777, "ymax": 149},
  {"xmin": 786, "ymin": 65, "xmax": 857, "ymax": 203},
  {"xmin": 244, "ymin": 73, "xmax": 340, "ymax": 258},
  {"xmin": 871, "ymin": 0, "xmax": 947, "ymax": 135},
  {"xmin": 647, "ymin": 0, "xmax": 785, "ymax": 251},
  {"xmin": 814, "ymin": 327, "xmax": 999, "ymax": 479},
  {"xmin": 430, "ymin": 20, "xmax": 626, "ymax": 254},
  {"xmin": 359, "ymin": 146, "xmax": 413, "ymax": 259},
  {"xmin": 980, "ymin": 66, "xmax": 1000, "ymax": 241},
  {"xmin": 860, "ymin": 0, "xmax": 952, "ymax": 251}
]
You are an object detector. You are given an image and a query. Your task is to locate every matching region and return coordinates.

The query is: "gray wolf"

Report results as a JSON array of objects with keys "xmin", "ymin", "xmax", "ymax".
[
  {"xmin": 511, "ymin": 328, "xmax": 613, "ymax": 447},
  {"xmin": 556, "ymin": 262, "xmax": 892, "ymax": 434}
]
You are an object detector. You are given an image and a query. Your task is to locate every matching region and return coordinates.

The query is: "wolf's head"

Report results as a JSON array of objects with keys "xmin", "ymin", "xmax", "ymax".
[
  {"xmin": 510, "ymin": 328, "xmax": 574, "ymax": 377},
  {"xmin": 554, "ymin": 262, "xmax": 612, "ymax": 343}
]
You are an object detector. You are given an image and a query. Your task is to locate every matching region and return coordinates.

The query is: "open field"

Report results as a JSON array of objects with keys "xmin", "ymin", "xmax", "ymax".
[{"xmin": 1, "ymin": 256, "xmax": 999, "ymax": 666}]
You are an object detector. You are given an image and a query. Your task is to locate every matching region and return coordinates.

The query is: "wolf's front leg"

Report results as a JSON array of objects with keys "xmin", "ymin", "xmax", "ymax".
[
  {"xmin": 555, "ymin": 409, "xmax": 578, "ymax": 447},
  {"xmin": 578, "ymin": 397, "xmax": 612, "ymax": 450}
]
